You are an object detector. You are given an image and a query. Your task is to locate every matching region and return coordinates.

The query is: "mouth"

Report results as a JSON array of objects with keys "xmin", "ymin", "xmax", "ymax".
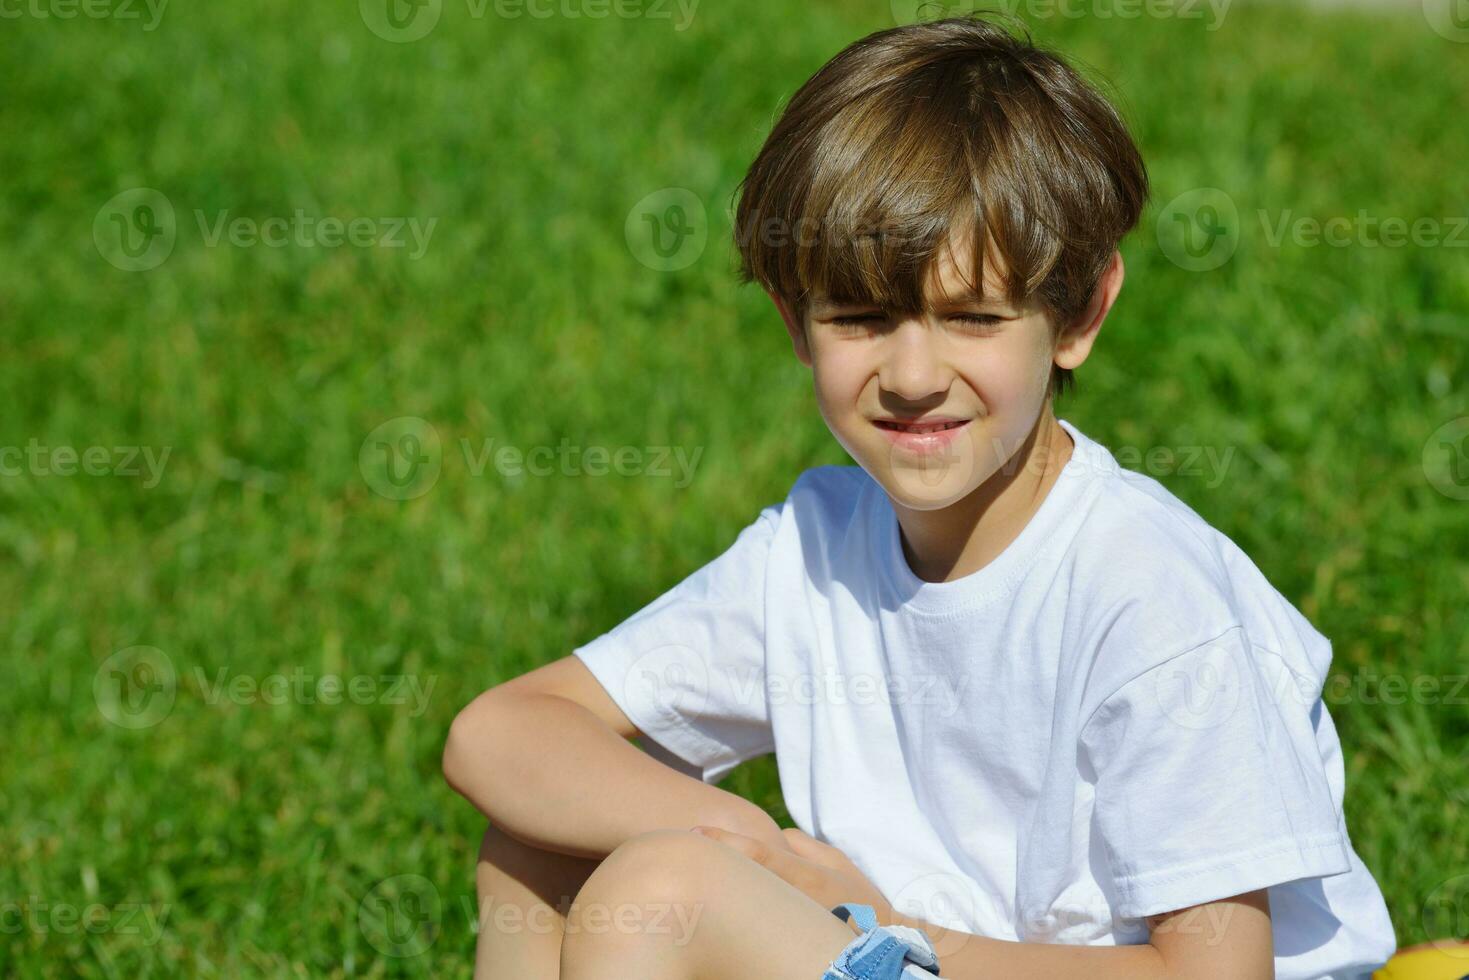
[{"xmin": 872, "ymin": 418, "xmax": 971, "ymax": 434}]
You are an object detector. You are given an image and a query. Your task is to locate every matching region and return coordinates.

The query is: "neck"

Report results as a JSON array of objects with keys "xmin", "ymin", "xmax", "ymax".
[{"xmin": 892, "ymin": 404, "xmax": 1075, "ymax": 584}]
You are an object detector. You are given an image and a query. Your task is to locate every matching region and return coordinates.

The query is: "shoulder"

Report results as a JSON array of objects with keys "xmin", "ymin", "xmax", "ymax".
[
  {"xmin": 1059, "ymin": 440, "xmax": 1337, "ymax": 717},
  {"xmin": 779, "ymin": 464, "xmax": 873, "ymax": 528},
  {"xmin": 722, "ymin": 466, "xmax": 874, "ymax": 567},
  {"xmin": 1071, "ymin": 463, "xmax": 1240, "ymax": 614},
  {"xmin": 790, "ymin": 463, "xmax": 871, "ymax": 501},
  {"xmin": 1063, "ymin": 461, "xmax": 1307, "ymax": 706}
]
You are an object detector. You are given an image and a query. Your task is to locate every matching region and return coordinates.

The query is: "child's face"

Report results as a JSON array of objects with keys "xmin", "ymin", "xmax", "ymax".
[{"xmin": 772, "ymin": 229, "xmax": 1115, "ymax": 511}]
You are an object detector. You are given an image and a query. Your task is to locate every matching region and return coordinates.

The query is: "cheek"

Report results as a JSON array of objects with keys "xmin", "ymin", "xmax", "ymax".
[
  {"xmin": 958, "ymin": 335, "xmax": 1052, "ymax": 410},
  {"xmin": 810, "ymin": 347, "xmax": 869, "ymax": 412}
]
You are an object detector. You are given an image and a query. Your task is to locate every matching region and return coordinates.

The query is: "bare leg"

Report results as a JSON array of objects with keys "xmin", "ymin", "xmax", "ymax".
[
  {"xmin": 474, "ymin": 820, "xmax": 603, "ymax": 980},
  {"xmin": 559, "ymin": 829, "xmax": 862, "ymax": 980}
]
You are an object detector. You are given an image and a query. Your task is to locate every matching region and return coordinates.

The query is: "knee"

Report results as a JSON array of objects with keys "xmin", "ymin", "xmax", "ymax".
[
  {"xmin": 561, "ymin": 830, "xmax": 720, "ymax": 957},
  {"xmin": 572, "ymin": 829, "xmax": 717, "ymax": 906}
]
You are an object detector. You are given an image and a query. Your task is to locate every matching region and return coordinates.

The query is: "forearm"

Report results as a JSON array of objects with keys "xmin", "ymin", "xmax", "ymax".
[
  {"xmin": 881, "ymin": 898, "xmax": 1266, "ymax": 980},
  {"xmin": 443, "ymin": 691, "xmax": 785, "ymax": 860},
  {"xmin": 886, "ymin": 913, "xmax": 1168, "ymax": 980}
]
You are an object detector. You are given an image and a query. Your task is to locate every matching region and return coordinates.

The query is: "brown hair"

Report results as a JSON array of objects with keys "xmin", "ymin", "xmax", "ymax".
[{"xmin": 731, "ymin": 12, "xmax": 1150, "ymax": 399}]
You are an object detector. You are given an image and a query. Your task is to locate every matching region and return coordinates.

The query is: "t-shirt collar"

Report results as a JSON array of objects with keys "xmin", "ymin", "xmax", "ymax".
[{"xmin": 873, "ymin": 417, "xmax": 1109, "ymax": 615}]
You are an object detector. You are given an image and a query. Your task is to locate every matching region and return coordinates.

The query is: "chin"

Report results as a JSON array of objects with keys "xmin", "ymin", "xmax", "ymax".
[{"xmin": 871, "ymin": 457, "xmax": 987, "ymax": 511}]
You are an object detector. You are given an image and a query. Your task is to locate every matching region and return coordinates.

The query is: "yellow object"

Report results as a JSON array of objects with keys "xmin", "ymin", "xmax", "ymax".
[{"xmin": 1373, "ymin": 941, "xmax": 1469, "ymax": 980}]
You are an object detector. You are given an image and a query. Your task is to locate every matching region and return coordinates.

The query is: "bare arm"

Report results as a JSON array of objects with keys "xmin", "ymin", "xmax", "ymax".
[
  {"xmin": 882, "ymin": 890, "xmax": 1273, "ymax": 980},
  {"xmin": 442, "ymin": 654, "xmax": 790, "ymax": 860}
]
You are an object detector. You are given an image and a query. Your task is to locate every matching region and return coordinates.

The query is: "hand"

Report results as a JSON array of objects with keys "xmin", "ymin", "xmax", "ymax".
[{"xmin": 690, "ymin": 825, "xmax": 894, "ymax": 928}]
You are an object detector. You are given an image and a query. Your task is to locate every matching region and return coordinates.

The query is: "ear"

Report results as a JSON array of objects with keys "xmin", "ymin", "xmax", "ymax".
[
  {"xmin": 769, "ymin": 290, "xmax": 813, "ymax": 368},
  {"xmin": 1053, "ymin": 250, "xmax": 1125, "ymax": 372}
]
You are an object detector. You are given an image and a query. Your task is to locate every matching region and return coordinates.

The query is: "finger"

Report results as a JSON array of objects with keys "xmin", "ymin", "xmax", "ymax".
[
  {"xmin": 781, "ymin": 828, "xmax": 848, "ymax": 866},
  {"xmin": 690, "ymin": 825, "xmax": 745, "ymax": 850},
  {"xmin": 781, "ymin": 827, "xmax": 824, "ymax": 859},
  {"xmin": 695, "ymin": 827, "xmax": 815, "ymax": 888},
  {"xmin": 696, "ymin": 826, "xmax": 774, "ymax": 864}
]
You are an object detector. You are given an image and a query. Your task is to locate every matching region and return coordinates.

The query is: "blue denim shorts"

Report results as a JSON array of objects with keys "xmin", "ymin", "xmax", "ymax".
[{"xmin": 820, "ymin": 903, "xmax": 945, "ymax": 980}]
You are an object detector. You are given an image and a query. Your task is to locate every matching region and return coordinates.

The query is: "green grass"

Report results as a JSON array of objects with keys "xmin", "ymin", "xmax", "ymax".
[{"xmin": 2, "ymin": 0, "xmax": 1466, "ymax": 975}]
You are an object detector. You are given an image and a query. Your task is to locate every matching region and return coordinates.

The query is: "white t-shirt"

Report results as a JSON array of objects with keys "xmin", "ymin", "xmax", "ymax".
[{"xmin": 572, "ymin": 417, "xmax": 1397, "ymax": 980}]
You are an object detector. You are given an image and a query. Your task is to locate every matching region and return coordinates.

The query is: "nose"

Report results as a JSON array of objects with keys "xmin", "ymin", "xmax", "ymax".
[{"xmin": 878, "ymin": 316, "xmax": 951, "ymax": 402}]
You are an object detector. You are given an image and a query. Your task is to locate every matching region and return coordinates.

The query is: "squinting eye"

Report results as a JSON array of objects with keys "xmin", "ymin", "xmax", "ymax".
[
  {"xmin": 825, "ymin": 313, "xmax": 1003, "ymax": 334},
  {"xmin": 952, "ymin": 314, "xmax": 1002, "ymax": 329},
  {"xmin": 828, "ymin": 314, "xmax": 886, "ymax": 333}
]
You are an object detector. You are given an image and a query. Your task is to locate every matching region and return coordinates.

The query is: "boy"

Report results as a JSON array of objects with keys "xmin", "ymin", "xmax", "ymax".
[{"xmin": 442, "ymin": 14, "xmax": 1398, "ymax": 979}]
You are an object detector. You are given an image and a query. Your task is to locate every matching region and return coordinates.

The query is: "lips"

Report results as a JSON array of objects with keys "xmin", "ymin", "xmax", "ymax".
[{"xmin": 873, "ymin": 418, "xmax": 969, "ymax": 433}]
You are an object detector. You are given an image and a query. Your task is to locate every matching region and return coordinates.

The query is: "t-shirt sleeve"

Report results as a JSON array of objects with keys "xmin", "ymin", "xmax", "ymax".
[
  {"xmin": 571, "ymin": 502, "xmax": 783, "ymax": 785},
  {"xmin": 1078, "ymin": 624, "xmax": 1354, "ymax": 919}
]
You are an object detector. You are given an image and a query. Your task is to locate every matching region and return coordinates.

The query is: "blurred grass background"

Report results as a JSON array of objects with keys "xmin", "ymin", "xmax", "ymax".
[{"xmin": 2, "ymin": 0, "xmax": 1466, "ymax": 975}]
